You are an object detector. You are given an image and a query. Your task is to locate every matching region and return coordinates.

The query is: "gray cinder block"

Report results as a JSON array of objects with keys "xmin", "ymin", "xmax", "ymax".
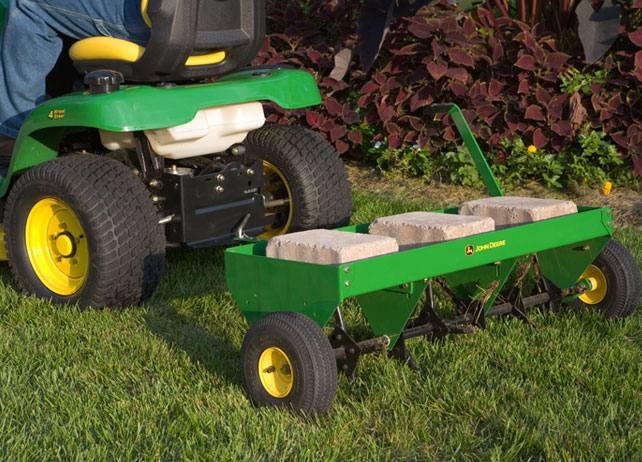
[
  {"xmin": 266, "ymin": 229, "xmax": 398, "ymax": 265},
  {"xmin": 368, "ymin": 211, "xmax": 495, "ymax": 250},
  {"xmin": 458, "ymin": 196, "xmax": 577, "ymax": 226}
]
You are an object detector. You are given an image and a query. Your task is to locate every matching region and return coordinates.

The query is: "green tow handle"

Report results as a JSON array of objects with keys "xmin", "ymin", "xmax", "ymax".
[{"xmin": 427, "ymin": 103, "xmax": 504, "ymax": 197}]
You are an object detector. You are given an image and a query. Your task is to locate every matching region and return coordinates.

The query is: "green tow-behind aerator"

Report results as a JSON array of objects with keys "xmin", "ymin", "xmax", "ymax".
[{"xmin": 226, "ymin": 104, "xmax": 642, "ymax": 414}]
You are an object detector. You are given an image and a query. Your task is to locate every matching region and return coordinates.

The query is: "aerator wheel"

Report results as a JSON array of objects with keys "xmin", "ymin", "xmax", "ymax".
[
  {"xmin": 569, "ymin": 239, "xmax": 642, "ymax": 319},
  {"xmin": 240, "ymin": 311, "xmax": 337, "ymax": 414},
  {"xmin": 244, "ymin": 124, "xmax": 352, "ymax": 239},
  {"xmin": 5, "ymin": 154, "xmax": 165, "ymax": 308}
]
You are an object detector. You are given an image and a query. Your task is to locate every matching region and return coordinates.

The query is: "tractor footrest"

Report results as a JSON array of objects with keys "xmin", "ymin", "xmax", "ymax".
[
  {"xmin": 266, "ymin": 229, "xmax": 398, "ymax": 265},
  {"xmin": 458, "ymin": 196, "xmax": 577, "ymax": 227},
  {"xmin": 368, "ymin": 211, "xmax": 494, "ymax": 250}
]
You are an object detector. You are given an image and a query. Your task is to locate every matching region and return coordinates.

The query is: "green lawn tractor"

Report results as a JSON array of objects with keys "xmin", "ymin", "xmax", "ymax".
[{"xmin": 0, "ymin": 0, "xmax": 351, "ymax": 308}]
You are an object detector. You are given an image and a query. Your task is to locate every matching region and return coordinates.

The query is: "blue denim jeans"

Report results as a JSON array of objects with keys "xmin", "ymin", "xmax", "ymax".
[{"xmin": 0, "ymin": 0, "xmax": 150, "ymax": 137}]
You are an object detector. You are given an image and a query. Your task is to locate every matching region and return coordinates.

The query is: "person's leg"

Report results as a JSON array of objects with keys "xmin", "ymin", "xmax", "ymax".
[
  {"xmin": 0, "ymin": 0, "xmax": 62, "ymax": 138},
  {"xmin": 0, "ymin": 0, "xmax": 149, "ymax": 139},
  {"xmin": 20, "ymin": 0, "xmax": 150, "ymax": 45}
]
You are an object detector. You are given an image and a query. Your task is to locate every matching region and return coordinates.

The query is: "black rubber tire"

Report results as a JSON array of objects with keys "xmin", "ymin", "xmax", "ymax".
[
  {"xmin": 569, "ymin": 239, "xmax": 641, "ymax": 319},
  {"xmin": 5, "ymin": 154, "xmax": 165, "ymax": 308},
  {"xmin": 240, "ymin": 311, "xmax": 338, "ymax": 414},
  {"xmin": 245, "ymin": 124, "xmax": 352, "ymax": 233}
]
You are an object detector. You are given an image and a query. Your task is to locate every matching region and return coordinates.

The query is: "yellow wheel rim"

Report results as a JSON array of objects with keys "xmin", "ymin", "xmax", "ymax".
[
  {"xmin": 260, "ymin": 161, "xmax": 293, "ymax": 239},
  {"xmin": 578, "ymin": 264, "xmax": 608, "ymax": 305},
  {"xmin": 25, "ymin": 198, "xmax": 89, "ymax": 296},
  {"xmin": 258, "ymin": 347, "xmax": 294, "ymax": 398}
]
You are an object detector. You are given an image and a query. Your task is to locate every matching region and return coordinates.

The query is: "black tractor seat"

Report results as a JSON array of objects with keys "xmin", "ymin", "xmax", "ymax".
[{"xmin": 69, "ymin": 0, "xmax": 265, "ymax": 82}]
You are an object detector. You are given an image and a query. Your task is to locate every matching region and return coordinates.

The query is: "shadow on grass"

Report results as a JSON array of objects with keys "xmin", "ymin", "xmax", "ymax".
[
  {"xmin": 144, "ymin": 303, "xmax": 242, "ymax": 387},
  {"xmin": 0, "ymin": 262, "xmax": 19, "ymax": 291},
  {"xmin": 141, "ymin": 243, "xmax": 247, "ymax": 387},
  {"xmin": 157, "ymin": 246, "xmax": 228, "ymax": 294}
]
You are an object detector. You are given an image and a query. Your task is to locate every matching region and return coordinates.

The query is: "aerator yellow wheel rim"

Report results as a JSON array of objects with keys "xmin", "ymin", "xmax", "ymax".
[
  {"xmin": 260, "ymin": 161, "xmax": 293, "ymax": 239},
  {"xmin": 578, "ymin": 264, "xmax": 608, "ymax": 305},
  {"xmin": 25, "ymin": 198, "xmax": 89, "ymax": 296},
  {"xmin": 258, "ymin": 347, "xmax": 294, "ymax": 398}
]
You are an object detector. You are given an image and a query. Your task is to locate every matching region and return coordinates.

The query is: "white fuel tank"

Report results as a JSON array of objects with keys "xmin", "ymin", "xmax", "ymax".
[{"xmin": 99, "ymin": 101, "xmax": 265, "ymax": 159}]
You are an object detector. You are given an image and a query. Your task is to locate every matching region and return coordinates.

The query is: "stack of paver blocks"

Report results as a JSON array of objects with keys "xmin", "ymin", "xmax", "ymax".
[
  {"xmin": 458, "ymin": 196, "xmax": 577, "ymax": 228},
  {"xmin": 265, "ymin": 197, "xmax": 577, "ymax": 265}
]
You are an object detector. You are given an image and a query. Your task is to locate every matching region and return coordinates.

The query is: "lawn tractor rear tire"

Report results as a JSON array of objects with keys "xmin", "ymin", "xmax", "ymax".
[
  {"xmin": 569, "ymin": 239, "xmax": 641, "ymax": 319},
  {"xmin": 5, "ymin": 154, "xmax": 165, "ymax": 308},
  {"xmin": 245, "ymin": 124, "xmax": 352, "ymax": 239},
  {"xmin": 240, "ymin": 311, "xmax": 338, "ymax": 414}
]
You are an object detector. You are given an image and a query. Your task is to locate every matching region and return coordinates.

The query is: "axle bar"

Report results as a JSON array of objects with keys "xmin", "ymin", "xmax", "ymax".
[
  {"xmin": 333, "ymin": 334, "xmax": 390, "ymax": 362},
  {"xmin": 403, "ymin": 291, "xmax": 564, "ymax": 340}
]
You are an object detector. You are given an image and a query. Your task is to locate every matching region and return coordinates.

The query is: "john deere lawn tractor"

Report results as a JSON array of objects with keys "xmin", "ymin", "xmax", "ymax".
[{"xmin": 0, "ymin": 0, "xmax": 352, "ymax": 308}]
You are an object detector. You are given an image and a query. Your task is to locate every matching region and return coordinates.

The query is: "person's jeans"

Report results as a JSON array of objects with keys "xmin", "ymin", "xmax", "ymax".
[{"xmin": 0, "ymin": 0, "xmax": 150, "ymax": 137}]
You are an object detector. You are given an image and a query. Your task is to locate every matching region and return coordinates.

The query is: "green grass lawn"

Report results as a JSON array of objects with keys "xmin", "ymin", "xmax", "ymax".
[{"xmin": 0, "ymin": 190, "xmax": 641, "ymax": 461}]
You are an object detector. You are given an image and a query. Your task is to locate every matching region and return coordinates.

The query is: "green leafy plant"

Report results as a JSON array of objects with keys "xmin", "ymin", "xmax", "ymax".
[
  {"xmin": 439, "ymin": 145, "xmax": 484, "ymax": 187},
  {"xmin": 369, "ymin": 143, "xmax": 435, "ymax": 177},
  {"xmin": 496, "ymin": 138, "xmax": 565, "ymax": 188},
  {"xmin": 562, "ymin": 127, "xmax": 626, "ymax": 185},
  {"xmin": 491, "ymin": 130, "xmax": 630, "ymax": 188},
  {"xmin": 560, "ymin": 67, "xmax": 607, "ymax": 94},
  {"xmin": 365, "ymin": 130, "xmax": 631, "ymax": 190}
]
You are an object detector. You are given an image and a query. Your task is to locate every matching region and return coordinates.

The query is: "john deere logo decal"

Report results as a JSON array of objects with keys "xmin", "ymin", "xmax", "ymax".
[
  {"xmin": 466, "ymin": 240, "xmax": 507, "ymax": 256},
  {"xmin": 48, "ymin": 109, "xmax": 66, "ymax": 120}
]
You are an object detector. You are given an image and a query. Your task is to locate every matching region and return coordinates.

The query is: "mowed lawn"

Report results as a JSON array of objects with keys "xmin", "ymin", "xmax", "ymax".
[{"xmin": 0, "ymin": 189, "xmax": 640, "ymax": 461}]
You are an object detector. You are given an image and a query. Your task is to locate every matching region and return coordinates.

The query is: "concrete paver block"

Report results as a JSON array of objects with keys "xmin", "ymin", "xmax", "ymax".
[
  {"xmin": 458, "ymin": 196, "xmax": 577, "ymax": 226},
  {"xmin": 368, "ymin": 211, "xmax": 495, "ymax": 250},
  {"xmin": 266, "ymin": 229, "xmax": 398, "ymax": 265}
]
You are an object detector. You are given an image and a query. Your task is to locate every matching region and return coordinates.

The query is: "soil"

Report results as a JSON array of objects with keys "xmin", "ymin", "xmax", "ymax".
[{"xmin": 345, "ymin": 161, "xmax": 642, "ymax": 229}]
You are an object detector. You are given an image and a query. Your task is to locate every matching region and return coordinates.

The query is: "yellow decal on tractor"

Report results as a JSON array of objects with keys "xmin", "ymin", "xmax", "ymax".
[{"xmin": 48, "ymin": 109, "xmax": 66, "ymax": 120}]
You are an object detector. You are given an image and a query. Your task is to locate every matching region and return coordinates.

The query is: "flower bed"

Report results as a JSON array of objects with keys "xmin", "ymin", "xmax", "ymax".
[{"xmin": 252, "ymin": 0, "xmax": 642, "ymax": 181}]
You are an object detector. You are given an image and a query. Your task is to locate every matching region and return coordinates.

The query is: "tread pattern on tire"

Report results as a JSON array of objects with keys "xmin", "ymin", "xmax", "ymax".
[
  {"xmin": 5, "ymin": 154, "xmax": 165, "ymax": 308},
  {"xmin": 246, "ymin": 124, "xmax": 352, "ymax": 231},
  {"xmin": 569, "ymin": 239, "xmax": 641, "ymax": 319},
  {"xmin": 240, "ymin": 311, "xmax": 338, "ymax": 414}
]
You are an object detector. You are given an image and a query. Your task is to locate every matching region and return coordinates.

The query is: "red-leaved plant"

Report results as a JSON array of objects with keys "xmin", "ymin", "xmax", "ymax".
[{"xmin": 254, "ymin": 0, "xmax": 642, "ymax": 175}]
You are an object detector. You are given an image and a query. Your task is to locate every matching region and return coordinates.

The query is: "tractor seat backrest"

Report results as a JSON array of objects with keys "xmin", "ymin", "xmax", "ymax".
[{"xmin": 70, "ymin": 0, "xmax": 265, "ymax": 82}]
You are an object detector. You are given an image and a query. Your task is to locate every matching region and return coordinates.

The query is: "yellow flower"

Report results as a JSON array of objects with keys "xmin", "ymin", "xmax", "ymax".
[
  {"xmin": 527, "ymin": 145, "xmax": 537, "ymax": 153},
  {"xmin": 603, "ymin": 181, "xmax": 612, "ymax": 195}
]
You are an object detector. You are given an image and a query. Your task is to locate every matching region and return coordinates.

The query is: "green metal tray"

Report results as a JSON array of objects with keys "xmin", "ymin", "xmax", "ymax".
[{"xmin": 225, "ymin": 206, "xmax": 612, "ymax": 347}]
